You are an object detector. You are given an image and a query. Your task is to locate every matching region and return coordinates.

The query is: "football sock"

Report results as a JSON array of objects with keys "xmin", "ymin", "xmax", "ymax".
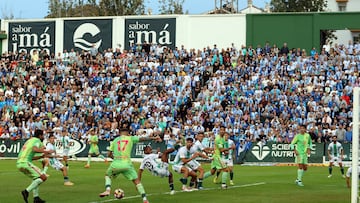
[
  {"xmin": 66, "ymin": 163, "xmax": 68, "ymax": 167},
  {"xmin": 341, "ymin": 167, "xmax": 344, "ymax": 175},
  {"xmin": 189, "ymin": 181, "xmax": 195, "ymax": 187},
  {"xmin": 42, "ymin": 166, "xmax": 48, "ymax": 174},
  {"xmin": 221, "ymin": 172, "xmax": 228, "ymax": 184},
  {"xmin": 180, "ymin": 178, "xmax": 188, "ymax": 185},
  {"xmin": 64, "ymin": 176, "xmax": 69, "ymax": 181},
  {"xmin": 297, "ymin": 169, "xmax": 304, "ymax": 181},
  {"xmin": 87, "ymin": 155, "xmax": 91, "ymax": 165},
  {"xmin": 33, "ymin": 187, "xmax": 39, "ymax": 197},
  {"xmin": 216, "ymin": 171, "xmax": 221, "ymax": 178},
  {"xmin": 136, "ymin": 183, "xmax": 146, "ymax": 198},
  {"xmin": 204, "ymin": 171, "xmax": 212, "ymax": 179},
  {"xmin": 169, "ymin": 183, "xmax": 174, "ymax": 191},
  {"xmin": 26, "ymin": 178, "xmax": 43, "ymax": 192},
  {"xmin": 99, "ymin": 154, "xmax": 106, "ymax": 160},
  {"xmin": 105, "ymin": 176, "xmax": 111, "ymax": 190},
  {"xmin": 198, "ymin": 178, "xmax": 203, "ymax": 188},
  {"xmin": 329, "ymin": 167, "xmax": 332, "ymax": 175},
  {"xmin": 230, "ymin": 171, "xmax": 234, "ymax": 180}
]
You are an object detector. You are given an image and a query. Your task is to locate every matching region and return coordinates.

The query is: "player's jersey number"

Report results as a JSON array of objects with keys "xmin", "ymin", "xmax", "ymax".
[{"xmin": 117, "ymin": 140, "xmax": 129, "ymax": 151}]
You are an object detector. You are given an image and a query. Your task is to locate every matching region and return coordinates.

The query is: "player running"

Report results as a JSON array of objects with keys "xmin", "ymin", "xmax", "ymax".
[
  {"xmin": 61, "ymin": 129, "xmax": 72, "ymax": 168},
  {"xmin": 99, "ymin": 127, "xmax": 161, "ymax": 203},
  {"xmin": 42, "ymin": 133, "xmax": 74, "ymax": 186},
  {"xmin": 327, "ymin": 135, "xmax": 345, "ymax": 178},
  {"xmin": 290, "ymin": 125, "xmax": 312, "ymax": 187},
  {"xmin": 84, "ymin": 128, "xmax": 107, "ymax": 168},
  {"xmin": 17, "ymin": 129, "xmax": 54, "ymax": 203},
  {"xmin": 138, "ymin": 146, "xmax": 175, "ymax": 195},
  {"xmin": 203, "ymin": 126, "xmax": 230, "ymax": 189}
]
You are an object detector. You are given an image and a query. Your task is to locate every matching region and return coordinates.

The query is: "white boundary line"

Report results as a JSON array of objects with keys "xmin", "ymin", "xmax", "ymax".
[{"xmin": 89, "ymin": 182, "xmax": 266, "ymax": 203}]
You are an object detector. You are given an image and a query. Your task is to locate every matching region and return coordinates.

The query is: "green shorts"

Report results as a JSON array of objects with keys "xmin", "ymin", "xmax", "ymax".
[
  {"xmin": 211, "ymin": 156, "xmax": 226, "ymax": 170},
  {"xmin": 295, "ymin": 154, "xmax": 308, "ymax": 164},
  {"xmin": 89, "ymin": 145, "xmax": 100, "ymax": 155},
  {"xmin": 17, "ymin": 162, "xmax": 42, "ymax": 179},
  {"xmin": 106, "ymin": 161, "xmax": 138, "ymax": 181}
]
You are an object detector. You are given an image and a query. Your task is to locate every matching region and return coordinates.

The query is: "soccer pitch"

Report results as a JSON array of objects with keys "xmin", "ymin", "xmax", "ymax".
[{"xmin": 0, "ymin": 160, "xmax": 350, "ymax": 203}]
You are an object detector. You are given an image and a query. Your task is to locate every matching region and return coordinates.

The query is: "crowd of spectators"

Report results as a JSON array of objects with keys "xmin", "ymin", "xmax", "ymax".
[{"xmin": 0, "ymin": 40, "xmax": 358, "ymax": 149}]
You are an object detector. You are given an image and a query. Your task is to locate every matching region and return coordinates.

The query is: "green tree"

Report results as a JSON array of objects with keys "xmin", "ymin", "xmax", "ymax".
[
  {"xmin": 47, "ymin": 0, "xmax": 145, "ymax": 18},
  {"xmin": 270, "ymin": 0, "xmax": 327, "ymax": 12},
  {"xmin": 158, "ymin": 0, "xmax": 184, "ymax": 14},
  {"xmin": 99, "ymin": 0, "xmax": 145, "ymax": 16}
]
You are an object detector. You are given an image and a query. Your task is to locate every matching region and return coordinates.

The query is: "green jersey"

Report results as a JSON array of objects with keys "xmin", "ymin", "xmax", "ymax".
[
  {"xmin": 89, "ymin": 135, "xmax": 98, "ymax": 148},
  {"xmin": 214, "ymin": 134, "xmax": 226, "ymax": 158},
  {"xmin": 290, "ymin": 133, "xmax": 312, "ymax": 155},
  {"xmin": 110, "ymin": 135, "xmax": 140, "ymax": 162},
  {"xmin": 17, "ymin": 137, "xmax": 43, "ymax": 163}
]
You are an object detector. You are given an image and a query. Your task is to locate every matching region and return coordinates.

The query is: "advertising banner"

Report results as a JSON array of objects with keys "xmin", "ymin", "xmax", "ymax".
[
  {"xmin": 8, "ymin": 21, "xmax": 55, "ymax": 54},
  {"xmin": 0, "ymin": 139, "xmax": 166, "ymax": 159},
  {"xmin": 235, "ymin": 142, "xmax": 325, "ymax": 163},
  {"xmin": 124, "ymin": 18, "xmax": 176, "ymax": 50},
  {"xmin": 63, "ymin": 19, "xmax": 113, "ymax": 52}
]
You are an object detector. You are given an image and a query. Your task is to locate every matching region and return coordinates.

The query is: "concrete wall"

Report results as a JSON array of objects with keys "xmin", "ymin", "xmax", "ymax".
[
  {"xmin": 1, "ymin": 14, "xmax": 247, "ymax": 54},
  {"xmin": 247, "ymin": 12, "xmax": 360, "ymax": 52}
]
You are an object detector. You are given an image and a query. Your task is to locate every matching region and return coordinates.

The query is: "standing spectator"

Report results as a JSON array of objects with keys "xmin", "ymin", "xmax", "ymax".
[
  {"xmin": 344, "ymin": 125, "xmax": 352, "ymax": 143},
  {"xmin": 335, "ymin": 124, "xmax": 346, "ymax": 143},
  {"xmin": 280, "ymin": 43, "xmax": 289, "ymax": 56}
]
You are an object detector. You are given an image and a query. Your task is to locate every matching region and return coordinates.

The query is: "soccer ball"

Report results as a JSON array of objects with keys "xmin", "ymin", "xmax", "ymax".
[{"xmin": 114, "ymin": 188, "xmax": 125, "ymax": 199}]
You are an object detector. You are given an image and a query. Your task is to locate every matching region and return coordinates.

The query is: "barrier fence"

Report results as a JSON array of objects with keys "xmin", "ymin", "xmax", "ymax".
[{"xmin": 0, "ymin": 139, "xmax": 353, "ymax": 164}]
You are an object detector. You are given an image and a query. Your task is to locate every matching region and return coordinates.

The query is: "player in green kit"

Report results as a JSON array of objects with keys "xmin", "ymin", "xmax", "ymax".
[
  {"xmin": 99, "ymin": 126, "xmax": 161, "ymax": 203},
  {"xmin": 85, "ymin": 128, "xmax": 107, "ymax": 168},
  {"xmin": 290, "ymin": 125, "xmax": 312, "ymax": 187},
  {"xmin": 203, "ymin": 126, "xmax": 230, "ymax": 189},
  {"xmin": 17, "ymin": 129, "xmax": 54, "ymax": 203},
  {"xmin": 214, "ymin": 132, "xmax": 236, "ymax": 185}
]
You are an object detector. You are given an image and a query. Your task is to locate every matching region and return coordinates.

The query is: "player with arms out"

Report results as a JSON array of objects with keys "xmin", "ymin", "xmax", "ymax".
[
  {"xmin": 42, "ymin": 133, "xmax": 74, "ymax": 186},
  {"xmin": 327, "ymin": 135, "xmax": 345, "ymax": 178},
  {"xmin": 203, "ymin": 126, "xmax": 230, "ymax": 189},
  {"xmin": 138, "ymin": 146, "xmax": 175, "ymax": 195},
  {"xmin": 99, "ymin": 127, "xmax": 161, "ymax": 203},
  {"xmin": 290, "ymin": 125, "xmax": 312, "ymax": 187},
  {"xmin": 17, "ymin": 129, "xmax": 54, "ymax": 203},
  {"xmin": 85, "ymin": 128, "xmax": 107, "ymax": 168}
]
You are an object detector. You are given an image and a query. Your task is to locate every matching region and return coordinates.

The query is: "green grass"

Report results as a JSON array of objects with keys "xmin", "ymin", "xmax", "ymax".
[{"xmin": 0, "ymin": 160, "xmax": 351, "ymax": 203}]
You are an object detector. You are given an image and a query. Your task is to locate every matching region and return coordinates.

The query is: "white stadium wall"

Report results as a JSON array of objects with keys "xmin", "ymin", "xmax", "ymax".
[
  {"xmin": 181, "ymin": 14, "xmax": 246, "ymax": 51},
  {"xmin": 1, "ymin": 14, "xmax": 247, "ymax": 54}
]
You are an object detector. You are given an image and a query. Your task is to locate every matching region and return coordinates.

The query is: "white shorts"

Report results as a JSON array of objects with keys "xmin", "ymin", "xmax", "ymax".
[
  {"xmin": 50, "ymin": 159, "xmax": 64, "ymax": 171},
  {"xmin": 63, "ymin": 149, "xmax": 70, "ymax": 157},
  {"xmin": 187, "ymin": 160, "xmax": 201, "ymax": 170},
  {"xmin": 225, "ymin": 158, "xmax": 234, "ymax": 167},
  {"xmin": 330, "ymin": 156, "xmax": 342, "ymax": 164},
  {"xmin": 153, "ymin": 163, "xmax": 171, "ymax": 178},
  {"xmin": 172, "ymin": 164, "xmax": 192, "ymax": 174}
]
